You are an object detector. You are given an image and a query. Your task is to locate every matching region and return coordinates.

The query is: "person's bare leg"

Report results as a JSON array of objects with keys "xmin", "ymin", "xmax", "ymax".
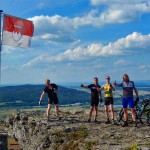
[
  {"xmin": 123, "ymin": 108, "xmax": 128, "ymax": 121},
  {"xmin": 88, "ymin": 106, "xmax": 94, "ymax": 122},
  {"xmin": 131, "ymin": 108, "xmax": 136, "ymax": 121},
  {"xmin": 94, "ymin": 106, "xmax": 98, "ymax": 121},
  {"xmin": 131, "ymin": 108, "xmax": 137, "ymax": 126},
  {"xmin": 121, "ymin": 108, "xmax": 128, "ymax": 127},
  {"xmin": 110, "ymin": 104, "xmax": 114, "ymax": 120},
  {"xmin": 55, "ymin": 104, "xmax": 59, "ymax": 118},
  {"xmin": 105, "ymin": 105, "xmax": 109, "ymax": 119},
  {"xmin": 47, "ymin": 104, "xmax": 52, "ymax": 118}
]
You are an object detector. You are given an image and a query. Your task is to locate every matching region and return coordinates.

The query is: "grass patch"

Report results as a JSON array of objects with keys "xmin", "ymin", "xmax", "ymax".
[
  {"xmin": 0, "ymin": 108, "xmax": 17, "ymax": 121},
  {"xmin": 51, "ymin": 126, "xmax": 88, "ymax": 149},
  {"xmin": 126, "ymin": 144, "xmax": 138, "ymax": 150},
  {"xmin": 85, "ymin": 140, "xmax": 97, "ymax": 150},
  {"xmin": 0, "ymin": 107, "xmax": 46, "ymax": 122}
]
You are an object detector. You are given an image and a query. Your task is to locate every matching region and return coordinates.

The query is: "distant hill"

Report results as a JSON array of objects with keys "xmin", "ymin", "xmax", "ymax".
[
  {"xmin": 0, "ymin": 84, "xmax": 90, "ymax": 108},
  {"xmin": 1, "ymin": 84, "xmax": 149, "ymax": 108}
]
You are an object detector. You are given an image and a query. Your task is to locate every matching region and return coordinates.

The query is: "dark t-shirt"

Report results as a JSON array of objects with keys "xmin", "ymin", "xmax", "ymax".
[
  {"xmin": 44, "ymin": 84, "xmax": 58, "ymax": 99},
  {"xmin": 88, "ymin": 84, "xmax": 101, "ymax": 100}
]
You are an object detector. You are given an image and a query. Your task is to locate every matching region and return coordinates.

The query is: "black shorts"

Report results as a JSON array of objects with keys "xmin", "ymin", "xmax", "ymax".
[
  {"xmin": 48, "ymin": 96, "xmax": 59, "ymax": 104},
  {"xmin": 90, "ymin": 98, "xmax": 99, "ymax": 107},
  {"xmin": 104, "ymin": 97, "xmax": 113, "ymax": 105}
]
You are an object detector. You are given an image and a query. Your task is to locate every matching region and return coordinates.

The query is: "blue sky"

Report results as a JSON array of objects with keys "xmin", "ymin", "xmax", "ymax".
[{"xmin": 1, "ymin": 0, "xmax": 150, "ymax": 85}]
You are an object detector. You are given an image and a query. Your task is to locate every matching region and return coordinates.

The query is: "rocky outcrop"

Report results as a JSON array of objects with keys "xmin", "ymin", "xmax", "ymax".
[
  {"xmin": 0, "ymin": 130, "xmax": 7, "ymax": 150},
  {"xmin": 4, "ymin": 109, "xmax": 150, "ymax": 150}
]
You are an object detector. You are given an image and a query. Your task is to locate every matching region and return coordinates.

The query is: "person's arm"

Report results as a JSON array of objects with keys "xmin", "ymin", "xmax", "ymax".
[
  {"xmin": 113, "ymin": 80, "xmax": 121, "ymax": 87},
  {"xmin": 99, "ymin": 89, "xmax": 102, "ymax": 98},
  {"xmin": 53, "ymin": 84, "xmax": 58, "ymax": 93},
  {"xmin": 98, "ymin": 85, "xmax": 104, "ymax": 98},
  {"xmin": 80, "ymin": 84, "xmax": 89, "ymax": 88},
  {"xmin": 39, "ymin": 91, "xmax": 45, "ymax": 105},
  {"xmin": 134, "ymin": 87, "xmax": 139, "ymax": 98},
  {"xmin": 110, "ymin": 84, "xmax": 115, "ymax": 91},
  {"xmin": 133, "ymin": 86, "xmax": 139, "ymax": 105},
  {"xmin": 97, "ymin": 86, "xmax": 104, "ymax": 92},
  {"xmin": 98, "ymin": 86, "xmax": 104, "ymax": 103}
]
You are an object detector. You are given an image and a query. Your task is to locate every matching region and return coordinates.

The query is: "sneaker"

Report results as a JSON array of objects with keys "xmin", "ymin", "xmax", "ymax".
[
  {"xmin": 105, "ymin": 119, "xmax": 111, "ymax": 124},
  {"xmin": 134, "ymin": 121, "xmax": 137, "ymax": 127},
  {"xmin": 94, "ymin": 119, "xmax": 97, "ymax": 122},
  {"xmin": 88, "ymin": 119, "xmax": 91, "ymax": 123},
  {"xmin": 121, "ymin": 121, "xmax": 128, "ymax": 127}
]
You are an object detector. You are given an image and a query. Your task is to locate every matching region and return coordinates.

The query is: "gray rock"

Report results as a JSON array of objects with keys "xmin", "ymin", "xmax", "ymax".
[{"xmin": 4, "ymin": 109, "xmax": 150, "ymax": 150}]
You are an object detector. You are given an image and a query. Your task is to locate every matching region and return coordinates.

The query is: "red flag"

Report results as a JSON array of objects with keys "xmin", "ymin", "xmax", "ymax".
[{"xmin": 2, "ymin": 14, "xmax": 34, "ymax": 48}]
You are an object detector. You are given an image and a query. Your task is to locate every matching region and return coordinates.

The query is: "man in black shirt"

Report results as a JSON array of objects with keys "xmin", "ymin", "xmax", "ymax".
[
  {"xmin": 81, "ymin": 77, "xmax": 102, "ymax": 122},
  {"xmin": 39, "ymin": 79, "xmax": 59, "ymax": 120}
]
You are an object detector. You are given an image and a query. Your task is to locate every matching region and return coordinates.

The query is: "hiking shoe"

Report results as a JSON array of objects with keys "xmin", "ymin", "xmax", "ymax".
[
  {"xmin": 94, "ymin": 119, "xmax": 97, "ymax": 122},
  {"xmin": 111, "ymin": 119, "xmax": 116, "ymax": 125},
  {"xmin": 134, "ymin": 121, "xmax": 137, "ymax": 127},
  {"xmin": 47, "ymin": 118, "xmax": 50, "ymax": 121},
  {"xmin": 88, "ymin": 119, "xmax": 91, "ymax": 123},
  {"xmin": 105, "ymin": 119, "xmax": 111, "ymax": 124},
  {"xmin": 121, "ymin": 121, "xmax": 128, "ymax": 127}
]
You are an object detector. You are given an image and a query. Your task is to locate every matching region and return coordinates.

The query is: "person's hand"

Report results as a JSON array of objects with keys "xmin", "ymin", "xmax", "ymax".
[
  {"xmin": 39, "ymin": 101, "xmax": 41, "ymax": 106},
  {"xmin": 80, "ymin": 84, "xmax": 83, "ymax": 87},
  {"xmin": 134, "ymin": 97, "xmax": 139, "ymax": 106},
  {"xmin": 109, "ymin": 88, "xmax": 112, "ymax": 92},
  {"xmin": 136, "ymin": 97, "xmax": 139, "ymax": 101},
  {"xmin": 113, "ymin": 80, "xmax": 116, "ymax": 86},
  {"xmin": 100, "ymin": 98, "xmax": 103, "ymax": 103},
  {"xmin": 134, "ymin": 100, "xmax": 137, "ymax": 106},
  {"xmin": 53, "ymin": 88, "xmax": 57, "ymax": 92}
]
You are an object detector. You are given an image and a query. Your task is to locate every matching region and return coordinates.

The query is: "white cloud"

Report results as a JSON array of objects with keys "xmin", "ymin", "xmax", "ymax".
[
  {"xmin": 90, "ymin": 0, "xmax": 150, "ymax": 25},
  {"xmin": 31, "ymin": 15, "xmax": 76, "ymax": 36},
  {"xmin": 116, "ymin": 32, "xmax": 150, "ymax": 51},
  {"xmin": 27, "ymin": 15, "xmax": 80, "ymax": 47},
  {"xmin": 3, "ymin": 1, "xmax": 149, "ymax": 59},
  {"xmin": 2, "ymin": 1, "xmax": 150, "ymax": 54},
  {"xmin": 2, "ymin": 46, "xmax": 14, "ymax": 54},
  {"xmin": 1, "ymin": 65, "xmax": 9, "ymax": 71},
  {"xmin": 38, "ymin": 3, "xmax": 44, "ymax": 9},
  {"xmin": 138, "ymin": 64, "xmax": 150, "ymax": 70},
  {"xmin": 22, "ymin": 32, "xmax": 150, "ymax": 68},
  {"xmin": 139, "ymin": 65, "xmax": 146, "ymax": 69},
  {"xmin": 114, "ymin": 60, "xmax": 130, "ymax": 66},
  {"xmin": 138, "ymin": 64, "xmax": 150, "ymax": 73},
  {"xmin": 27, "ymin": 0, "xmax": 150, "ymax": 45}
]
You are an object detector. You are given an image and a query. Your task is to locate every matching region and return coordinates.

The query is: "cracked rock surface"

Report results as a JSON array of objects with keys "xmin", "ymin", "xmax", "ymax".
[{"xmin": 4, "ymin": 108, "xmax": 150, "ymax": 150}]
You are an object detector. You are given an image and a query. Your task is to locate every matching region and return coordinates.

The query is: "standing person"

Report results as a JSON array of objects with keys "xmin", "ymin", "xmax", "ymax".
[
  {"xmin": 114, "ymin": 74, "xmax": 139, "ymax": 127},
  {"xmin": 98, "ymin": 76, "xmax": 115, "ymax": 124},
  {"xmin": 39, "ymin": 79, "xmax": 59, "ymax": 121},
  {"xmin": 81, "ymin": 77, "xmax": 102, "ymax": 122}
]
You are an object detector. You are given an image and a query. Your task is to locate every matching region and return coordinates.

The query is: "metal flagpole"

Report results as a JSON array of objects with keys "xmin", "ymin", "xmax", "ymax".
[{"xmin": 0, "ymin": 10, "xmax": 3, "ymax": 86}]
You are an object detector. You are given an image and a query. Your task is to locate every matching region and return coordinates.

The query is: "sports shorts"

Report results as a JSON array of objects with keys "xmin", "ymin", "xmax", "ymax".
[
  {"xmin": 90, "ymin": 98, "xmax": 99, "ymax": 107},
  {"xmin": 48, "ymin": 96, "xmax": 59, "ymax": 104},
  {"xmin": 104, "ymin": 97, "xmax": 114, "ymax": 105},
  {"xmin": 122, "ymin": 97, "xmax": 134, "ymax": 108}
]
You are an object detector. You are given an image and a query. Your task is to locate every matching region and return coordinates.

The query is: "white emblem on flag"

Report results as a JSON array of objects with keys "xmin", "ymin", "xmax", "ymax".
[{"xmin": 12, "ymin": 20, "xmax": 24, "ymax": 42}]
